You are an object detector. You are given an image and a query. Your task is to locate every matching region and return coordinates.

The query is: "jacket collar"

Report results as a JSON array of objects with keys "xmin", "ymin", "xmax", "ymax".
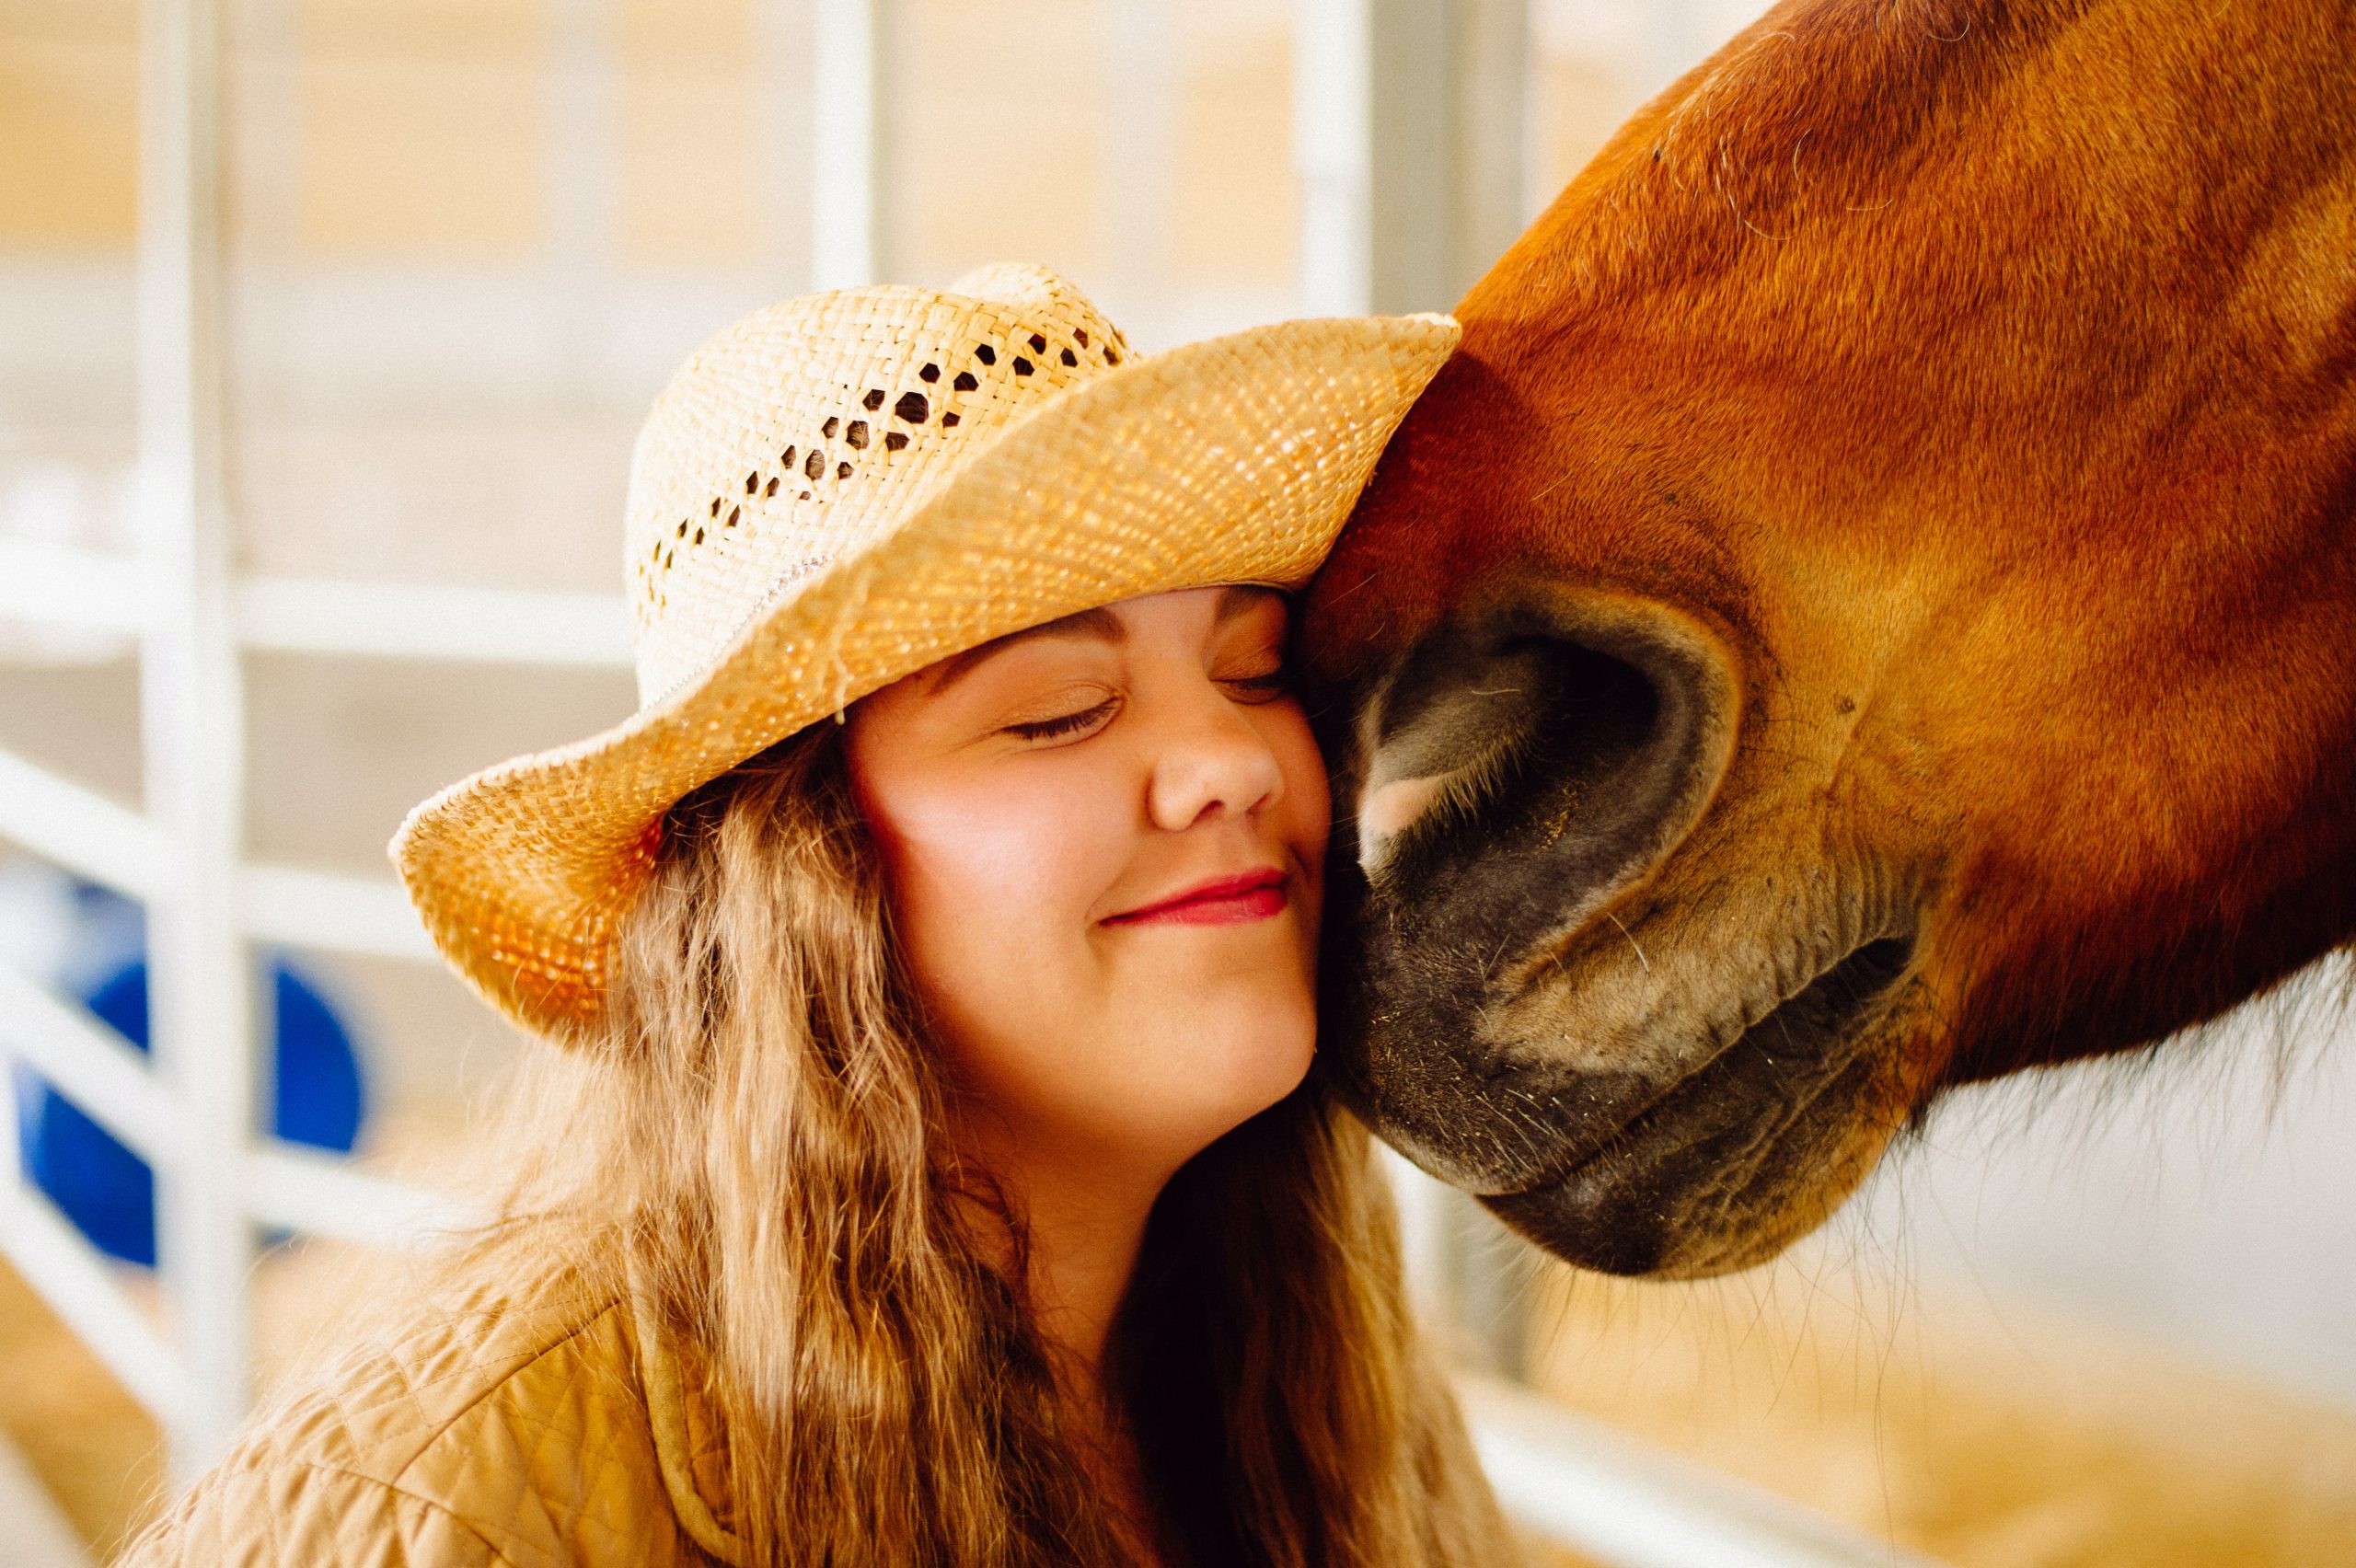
[{"xmin": 627, "ymin": 1277, "xmax": 748, "ymax": 1567}]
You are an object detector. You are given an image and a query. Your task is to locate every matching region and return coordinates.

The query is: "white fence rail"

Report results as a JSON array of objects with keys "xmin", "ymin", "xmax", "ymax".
[
  {"xmin": 0, "ymin": 746, "xmax": 434, "ymax": 963},
  {"xmin": 0, "ymin": 0, "xmax": 1946, "ymax": 1561},
  {"xmin": 0, "ymin": 538, "xmax": 636, "ymax": 670},
  {"xmin": 0, "ymin": 965, "xmax": 182, "ymax": 1166}
]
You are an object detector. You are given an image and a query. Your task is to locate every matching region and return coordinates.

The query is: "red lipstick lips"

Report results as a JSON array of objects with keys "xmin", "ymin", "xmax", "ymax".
[{"xmin": 1105, "ymin": 867, "xmax": 1288, "ymax": 927}]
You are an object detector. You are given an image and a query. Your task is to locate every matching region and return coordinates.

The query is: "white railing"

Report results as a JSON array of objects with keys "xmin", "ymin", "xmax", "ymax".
[
  {"xmin": 0, "ymin": 0, "xmax": 1945, "ymax": 1561},
  {"xmin": 0, "ymin": 538, "xmax": 634, "ymax": 671}
]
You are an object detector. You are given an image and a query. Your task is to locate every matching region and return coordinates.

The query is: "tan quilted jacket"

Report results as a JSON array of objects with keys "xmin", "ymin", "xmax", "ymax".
[{"xmin": 121, "ymin": 1272, "xmax": 745, "ymax": 1567}]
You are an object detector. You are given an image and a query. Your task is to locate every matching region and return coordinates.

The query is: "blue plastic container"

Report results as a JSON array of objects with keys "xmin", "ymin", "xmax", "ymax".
[{"xmin": 12, "ymin": 956, "xmax": 367, "ymax": 1266}]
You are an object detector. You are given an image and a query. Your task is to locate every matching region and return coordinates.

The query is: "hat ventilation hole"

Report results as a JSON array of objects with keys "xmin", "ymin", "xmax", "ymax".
[{"xmin": 631, "ymin": 299, "xmax": 1154, "ymax": 672}]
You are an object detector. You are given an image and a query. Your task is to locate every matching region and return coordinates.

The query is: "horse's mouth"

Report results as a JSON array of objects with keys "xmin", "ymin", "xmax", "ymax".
[{"xmin": 1479, "ymin": 932, "xmax": 1917, "ymax": 1275}]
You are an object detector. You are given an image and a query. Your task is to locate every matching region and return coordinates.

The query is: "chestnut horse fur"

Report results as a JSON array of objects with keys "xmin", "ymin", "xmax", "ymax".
[{"xmin": 1302, "ymin": 0, "xmax": 2356, "ymax": 1277}]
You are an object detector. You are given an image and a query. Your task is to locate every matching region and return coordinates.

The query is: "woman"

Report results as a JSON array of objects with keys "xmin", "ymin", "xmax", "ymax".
[{"xmin": 126, "ymin": 264, "xmax": 1512, "ymax": 1566}]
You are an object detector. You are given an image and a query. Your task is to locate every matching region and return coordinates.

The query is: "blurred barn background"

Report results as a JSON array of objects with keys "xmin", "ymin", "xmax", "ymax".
[{"xmin": 3, "ymin": 2, "xmax": 2353, "ymax": 1564}]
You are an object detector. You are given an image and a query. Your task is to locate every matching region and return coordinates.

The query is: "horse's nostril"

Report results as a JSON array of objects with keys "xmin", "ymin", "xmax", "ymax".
[
  {"xmin": 1522, "ymin": 640, "xmax": 1665, "ymax": 804},
  {"xmin": 1351, "ymin": 595, "xmax": 1737, "ymax": 927}
]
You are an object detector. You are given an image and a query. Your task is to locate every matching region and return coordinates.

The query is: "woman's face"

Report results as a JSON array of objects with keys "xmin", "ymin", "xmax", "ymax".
[{"xmin": 846, "ymin": 585, "xmax": 1328, "ymax": 1179}]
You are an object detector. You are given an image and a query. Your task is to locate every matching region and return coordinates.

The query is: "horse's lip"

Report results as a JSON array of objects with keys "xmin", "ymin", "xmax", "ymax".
[{"xmin": 1484, "ymin": 931, "xmax": 1917, "ymax": 1202}]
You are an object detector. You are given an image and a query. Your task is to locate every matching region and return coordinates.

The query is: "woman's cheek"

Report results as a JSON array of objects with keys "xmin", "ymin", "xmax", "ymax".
[{"xmin": 890, "ymin": 766, "xmax": 1124, "ymax": 988}]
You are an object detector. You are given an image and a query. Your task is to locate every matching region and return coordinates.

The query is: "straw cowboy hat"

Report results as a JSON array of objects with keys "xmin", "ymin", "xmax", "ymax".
[{"xmin": 392, "ymin": 262, "xmax": 1458, "ymax": 1042}]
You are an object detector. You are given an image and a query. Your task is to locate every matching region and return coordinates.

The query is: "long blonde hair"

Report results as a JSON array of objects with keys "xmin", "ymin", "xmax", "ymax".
[{"xmin": 451, "ymin": 724, "xmax": 1512, "ymax": 1566}]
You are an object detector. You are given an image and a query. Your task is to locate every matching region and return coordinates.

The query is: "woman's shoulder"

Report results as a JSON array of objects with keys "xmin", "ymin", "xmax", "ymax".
[{"xmin": 119, "ymin": 1267, "xmax": 732, "ymax": 1568}]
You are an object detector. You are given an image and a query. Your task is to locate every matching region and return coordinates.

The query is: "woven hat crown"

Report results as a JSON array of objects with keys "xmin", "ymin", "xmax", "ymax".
[{"xmin": 626, "ymin": 263, "xmax": 1130, "ymax": 703}]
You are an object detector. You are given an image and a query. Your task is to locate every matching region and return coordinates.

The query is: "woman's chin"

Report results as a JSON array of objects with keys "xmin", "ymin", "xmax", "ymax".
[{"xmin": 1138, "ymin": 1013, "xmax": 1317, "ymax": 1142}]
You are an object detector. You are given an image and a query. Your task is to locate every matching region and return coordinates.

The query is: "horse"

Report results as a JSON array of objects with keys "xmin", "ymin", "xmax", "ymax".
[{"xmin": 1302, "ymin": 0, "xmax": 2356, "ymax": 1277}]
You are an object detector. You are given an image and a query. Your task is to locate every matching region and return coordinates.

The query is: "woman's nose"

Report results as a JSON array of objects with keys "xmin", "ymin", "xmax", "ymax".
[{"xmin": 1144, "ymin": 686, "xmax": 1285, "ymax": 833}]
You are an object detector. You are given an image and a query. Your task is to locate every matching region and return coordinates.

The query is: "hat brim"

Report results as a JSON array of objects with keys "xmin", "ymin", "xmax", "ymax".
[{"xmin": 391, "ymin": 311, "xmax": 1460, "ymax": 1041}]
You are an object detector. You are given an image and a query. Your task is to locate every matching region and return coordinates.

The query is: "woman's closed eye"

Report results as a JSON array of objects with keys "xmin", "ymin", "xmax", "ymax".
[
  {"xmin": 1003, "ymin": 696, "xmax": 1120, "ymax": 742},
  {"xmin": 1219, "ymin": 666, "xmax": 1291, "ymax": 705},
  {"xmin": 998, "ymin": 654, "xmax": 1289, "ymax": 743}
]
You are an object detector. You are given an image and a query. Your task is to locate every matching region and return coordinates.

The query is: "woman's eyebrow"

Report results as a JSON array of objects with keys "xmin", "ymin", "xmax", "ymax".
[{"xmin": 924, "ymin": 606, "xmax": 1125, "ymax": 694}]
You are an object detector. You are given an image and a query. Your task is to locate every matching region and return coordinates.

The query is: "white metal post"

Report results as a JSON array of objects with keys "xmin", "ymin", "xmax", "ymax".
[
  {"xmin": 1293, "ymin": 0, "xmax": 1376, "ymax": 315},
  {"xmin": 1295, "ymin": 0, "xmax": 1530, "ymax": 316},
  {"xmin": 810, "ymin": 0, "xmax": 885, "ymax": 289},
  {"xmin": 138, "ymin": 0, "xmax": 256, "ymax": 1476},
  {"xmin": 1362, "ymin": 0, "xmax": 1456, "ymax": 313},
  {"xmin": 1452, "ymin": 0, "xmax": 1534, "ymax": 271}
]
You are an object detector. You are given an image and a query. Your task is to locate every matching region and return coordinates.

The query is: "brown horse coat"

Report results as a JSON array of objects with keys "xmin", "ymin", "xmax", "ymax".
[{"xmin": 1304, "ymin": 0, "xmax": 2356, "ymax": 1274}]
